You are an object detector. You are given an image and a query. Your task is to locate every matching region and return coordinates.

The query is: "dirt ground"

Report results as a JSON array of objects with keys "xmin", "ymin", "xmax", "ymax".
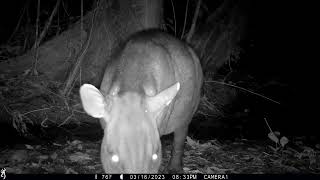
[{"xmin": 1, "ymin": 133, "xmax": 319, "ymax": 174}]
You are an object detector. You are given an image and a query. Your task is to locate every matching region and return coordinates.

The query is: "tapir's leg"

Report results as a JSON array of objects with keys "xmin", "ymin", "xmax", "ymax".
[{"xmin": 167, "ymin": 124, "xmax": 189, "ymax": 173}]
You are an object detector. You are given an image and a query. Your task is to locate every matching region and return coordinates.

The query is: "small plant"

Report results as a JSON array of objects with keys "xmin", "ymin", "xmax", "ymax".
[
  {"xmin": 296, "ymin": 146, "xmax": 316, "ymax": 167},
  {"xmin": 11, "ymin": 110, "xmax": 35, "ymax": 136},
  {"xmin": 264, "ymin": 117, "xmax": 289, "ymax": 151}
]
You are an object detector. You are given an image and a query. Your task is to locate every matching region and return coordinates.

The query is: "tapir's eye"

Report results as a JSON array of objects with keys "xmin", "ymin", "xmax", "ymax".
[
  {"xmin": 151, "ymin": 146, "xmax": 161, "ymax": 161},
  {"xmin": 111, "ymin": 154, "xmax": 119, "ymax": 163},
  {"xmin": 152, "ymin": 153, "xmax": 158, "ymax": 161}
]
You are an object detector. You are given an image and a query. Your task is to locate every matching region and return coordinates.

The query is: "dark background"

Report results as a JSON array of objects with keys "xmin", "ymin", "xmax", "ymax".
[{"xmin": 0, "ymin": 0, "xmax": 315, "ymax": 141}]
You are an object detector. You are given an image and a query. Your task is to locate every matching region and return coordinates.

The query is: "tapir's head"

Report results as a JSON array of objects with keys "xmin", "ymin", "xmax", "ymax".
[{"xmin": 79, "ymin": 82, "xmax": 180, "ymax": 173}]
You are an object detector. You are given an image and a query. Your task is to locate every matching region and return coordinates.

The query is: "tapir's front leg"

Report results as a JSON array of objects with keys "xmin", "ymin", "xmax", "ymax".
[{"xmin": 167, "ymin": 125, "xmax": 189, "ymax": 173}]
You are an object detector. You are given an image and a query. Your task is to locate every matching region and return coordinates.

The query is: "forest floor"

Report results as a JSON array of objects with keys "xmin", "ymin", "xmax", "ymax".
[{"xmin": 1, "ymin": 132, "xmax": 319, "ymax": 174}]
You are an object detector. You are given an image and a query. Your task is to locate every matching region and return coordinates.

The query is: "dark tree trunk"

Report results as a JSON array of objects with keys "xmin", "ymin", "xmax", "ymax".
[
  {"xmin": 0, "ymin": 0, "xmax": 163, "ymax": 87},
  {"xmin": 0, "ymin": 0, "xmax": 162, "ymax": 126}
]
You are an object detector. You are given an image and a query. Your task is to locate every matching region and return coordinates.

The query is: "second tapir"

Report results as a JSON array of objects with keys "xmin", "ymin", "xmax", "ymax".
[{"xmin": 80, "ymin": 30, "xmax": 203, "ymax": 173}]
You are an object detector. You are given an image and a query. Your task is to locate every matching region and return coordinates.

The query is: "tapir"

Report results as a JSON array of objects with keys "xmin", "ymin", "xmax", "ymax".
[{"xmin": 79, "ymin": 29, "xmax": 203, "ymax": 173}]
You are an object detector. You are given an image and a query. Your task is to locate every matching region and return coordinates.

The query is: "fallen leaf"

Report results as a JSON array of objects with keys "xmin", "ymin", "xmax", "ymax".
[
  {"xmin": 50, "ymin": 152, "xmax": 58, "ymax": 160},
  {"xmin": 69, "ymin": 152, "xmax": 92, "ymax": 162},
  {"xmin": 10, "ymin": 150, "xmax": 28, "ymax": 163},
  {"xmin": 280, "ymin": 136, "xmax": 289, "ymax": 147},
  {"xmin": 268, "ymin": 132, "xmax": 279, "ymax": 143},
  {"xmin": 25, "ymin": 144, "xmax": 34, "ymax": 150},
  {"xmin": 39, "ymin": 155, "xmax": 49, "ymax": 160}
]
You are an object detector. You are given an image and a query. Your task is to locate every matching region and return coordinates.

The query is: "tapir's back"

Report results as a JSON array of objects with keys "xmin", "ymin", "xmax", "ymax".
[{"xmin": 101, "ymin": 30, "xmax": 203, "ymax": 135}]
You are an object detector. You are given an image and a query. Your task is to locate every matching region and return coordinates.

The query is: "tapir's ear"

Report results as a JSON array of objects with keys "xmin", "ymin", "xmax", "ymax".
[
  {"xmin": 80, "ymin": 84, "xmax": 106, "ymax": 118},
  {"xmin": 146, "ymin": 82, "xmax": 180, "ymax": 113}
]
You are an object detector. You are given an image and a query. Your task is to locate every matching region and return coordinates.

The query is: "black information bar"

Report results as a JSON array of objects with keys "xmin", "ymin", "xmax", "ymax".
[{"xmin": 5, "ymin": 174, "xmax": 320, "ymax": 180}]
